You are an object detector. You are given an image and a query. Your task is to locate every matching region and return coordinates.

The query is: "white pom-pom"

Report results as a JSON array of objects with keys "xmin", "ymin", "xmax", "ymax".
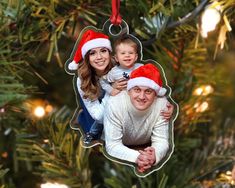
[
  {"xmin": 68, "ymin": 60, "xmax": 78, "ymax": 70},
  {"xmin": 158, "ymin": 88, "xmax": 167, "ymax": 96}
]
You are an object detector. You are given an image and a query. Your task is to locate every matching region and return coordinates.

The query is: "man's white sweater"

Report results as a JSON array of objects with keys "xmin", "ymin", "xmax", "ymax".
[{"xmin": 104, "ymin": 91, "xmax": 170, "ymax": 164}]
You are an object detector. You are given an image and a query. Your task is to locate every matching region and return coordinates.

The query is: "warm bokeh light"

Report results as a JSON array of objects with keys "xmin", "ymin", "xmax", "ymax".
[
  {"xmin": 34, "ymin": 106, "xmax": 45, "ymax": 118},
  {"xmin": 194, "ymin": 85, "xmax": 214, "ymax": 96},
  {"xmin": 217, "ymin": 170, "xmax": 235, "ymax": 185},
  {"xmin": 43, "ymin": 139, "xmax": 49, "ymax": 143},
  {"xmin": 45, "ymin": 104, "xmax": 53, "ymax": 113},
  {"xmin": 204, "ymin": 85, "xmax": 214, "ymax": 95},
  {"xmin": 41, "ymin": 182, "xmax": 69, "ymax": 188},
  {"xmin": 24, "ymin": 99, "xmax": 54, "ymax": 118},
  {"xmin": 201, "ymin": 6, "xmax": 221, "ymax": 38},
  {"xmin": 194, "ymin": 101, "xmax": 209, "ymax": 113},
  {"xmin": 1, "ymin": 152, "xmax": 8, "ymax": 158},
  {"xmin": 0, "ymin": 108, "xmax": 5, "ymax": 113},
  {"xmin": 194, "ymin": 87, "xmax": 203, "ymax": 95}
]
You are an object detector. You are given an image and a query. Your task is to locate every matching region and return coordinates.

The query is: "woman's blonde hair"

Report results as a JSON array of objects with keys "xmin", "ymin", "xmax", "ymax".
[{"xmin": 77, "ymin": 50, "xmax": 113, "ymax": 101}]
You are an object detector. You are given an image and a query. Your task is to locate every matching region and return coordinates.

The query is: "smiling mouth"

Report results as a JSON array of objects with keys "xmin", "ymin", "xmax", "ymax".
[
  {"xmin": 95, "ymin": 61, "xmax": 105, "ymax": 65},
  {"xmin": 136, "ymin": 99, "xmax": 146, "ymax": 105}
]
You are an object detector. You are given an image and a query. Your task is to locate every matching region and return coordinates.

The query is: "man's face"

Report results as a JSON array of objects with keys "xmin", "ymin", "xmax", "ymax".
[{"xmin": 128, "ymin": 86, "xmax": 156, "ymax": 111}]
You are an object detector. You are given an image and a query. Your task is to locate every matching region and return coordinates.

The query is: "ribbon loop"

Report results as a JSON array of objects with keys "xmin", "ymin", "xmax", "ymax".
[{"xmin": 110, "ymin": 0, "xmax": 122, "ymax": 25}]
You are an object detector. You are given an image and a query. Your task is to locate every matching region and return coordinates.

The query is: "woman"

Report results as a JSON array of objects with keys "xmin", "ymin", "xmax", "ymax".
[
  {"xmin": 68, "ymin": 29, "xmax": 119, "ymax": 144},
  {"xmin": 68, "ymin": 29, "xmax": 173, "ymax": 145}
]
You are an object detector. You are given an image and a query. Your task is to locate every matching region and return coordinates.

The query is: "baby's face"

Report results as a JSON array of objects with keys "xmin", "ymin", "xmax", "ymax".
[{"xmin": 115, "ymin": 43, "xmax": 138, "ymax": 69}]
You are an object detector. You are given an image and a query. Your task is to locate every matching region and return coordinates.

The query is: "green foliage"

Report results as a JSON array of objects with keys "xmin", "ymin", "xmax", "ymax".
[
  {"xmin": 0, "ymin": 165, "xmax": 9, "ymax": 179},
  {"xmin": 0, "ymin": 166, "xmax": 9, "ymax": 188},
  {"xmin": 0, "ymin": 18, "xmax": 29, "ymax": 106},
  {"xmin": 16, "ymin": 109, "xmax": 92, "ymax": 188}
]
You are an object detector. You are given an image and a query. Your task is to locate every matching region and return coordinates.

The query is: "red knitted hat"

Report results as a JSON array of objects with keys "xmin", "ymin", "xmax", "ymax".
[
  {"xmin": 68, "ymin": 30, "xmax": 112, "ymax": 70},
  {"xmin": 127, "ymin": 63, "xmax": 166, "ymax": 96}
]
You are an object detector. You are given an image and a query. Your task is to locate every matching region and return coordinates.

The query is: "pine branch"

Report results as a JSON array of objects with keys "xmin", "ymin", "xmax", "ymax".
[
  {"xmin": 0, "ymin": 165, "xmax": 9, "ymax": 179},
  {"xmin": 16, "ymin": 109, "xmax": 92, "ymax": 188}
]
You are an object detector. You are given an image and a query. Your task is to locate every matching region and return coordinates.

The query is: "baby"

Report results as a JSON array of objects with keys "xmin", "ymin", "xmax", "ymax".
[{"xmin": 101, "ymin": 35, "xmax": 143, "ymax": 96}]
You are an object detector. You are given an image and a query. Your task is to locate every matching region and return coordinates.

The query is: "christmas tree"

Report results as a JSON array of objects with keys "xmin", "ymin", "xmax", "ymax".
[{"xmin": 0, "ymin": 0, "xmax": 235, "ymax": 187}]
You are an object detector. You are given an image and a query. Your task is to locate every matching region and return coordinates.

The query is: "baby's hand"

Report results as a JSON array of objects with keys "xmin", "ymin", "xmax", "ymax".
[
  {"xmin": 111, "ymin": 88, "xmax": 121, "ymax": 96},
  {"xmin": 112, "ymin": 78, "xmax": 128, "ymax": 91}
]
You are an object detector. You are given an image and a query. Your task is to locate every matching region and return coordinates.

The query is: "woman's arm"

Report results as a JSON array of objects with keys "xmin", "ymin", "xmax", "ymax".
[
  {"xmin": 161, "ymin": 102, "xmax": 174, "ymax": 120},
  {"xmin": 77, "ymin": 77, "xmax": 108, "ymax": 123},
  {"xmin": 99, "ymin": 77, "xmax": 113, "ymax": 94}
]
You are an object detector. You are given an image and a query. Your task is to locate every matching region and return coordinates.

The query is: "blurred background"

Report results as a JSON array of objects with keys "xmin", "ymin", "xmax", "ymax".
[{"xmin": 0, "ymin": 0, "xmax": 234, "ymax": 187}]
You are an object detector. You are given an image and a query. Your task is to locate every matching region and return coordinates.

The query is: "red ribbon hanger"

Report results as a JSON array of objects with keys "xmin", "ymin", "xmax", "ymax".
[{"xmin": 110, "ymin": 0, "xmax": 122, "ymax": 25}]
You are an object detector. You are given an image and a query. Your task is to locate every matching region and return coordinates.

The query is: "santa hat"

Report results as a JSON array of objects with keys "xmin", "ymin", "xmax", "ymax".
[
  {"xmin": 127, "ymin": 63, "xmax": 167, "ymax": 96},
  {"xmin": 68, "ymin": 30, "xmax": 112, "ymax": 70}
]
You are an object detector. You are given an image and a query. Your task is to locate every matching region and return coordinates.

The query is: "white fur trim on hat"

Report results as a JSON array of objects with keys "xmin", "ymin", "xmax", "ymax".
[
  {"xmin": 81, "ymin": 38, "xmax": 112, "ymax": 58},
  {"xmin": 127, "ymin": 77, "xmax": 166, "ymax": 96},
  {"xmin": 68, "ymin": 60, "xmax": 79, "ymax": 70}
]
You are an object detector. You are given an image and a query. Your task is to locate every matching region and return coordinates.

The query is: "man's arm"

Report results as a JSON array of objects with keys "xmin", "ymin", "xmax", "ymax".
[
  {"xmin": 104, "ymin": 100, "xmax": 140, "ymax": 163},
  {"xmin": 151, "ymin": 116, "xmax": 170, "ymax": 165}
]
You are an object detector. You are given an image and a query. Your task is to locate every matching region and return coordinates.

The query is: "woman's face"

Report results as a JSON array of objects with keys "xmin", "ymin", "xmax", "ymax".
[{"xmin": 88, "ymin": 47, "xmax": 110, "ymax": 75}]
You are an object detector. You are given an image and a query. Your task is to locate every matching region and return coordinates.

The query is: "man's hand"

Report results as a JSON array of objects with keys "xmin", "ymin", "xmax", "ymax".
[
  {"xmin": 161, "ymin": 102, "xmax": 174, "ymax": 120},
  {"xmin": 136, "ymin": 147, "xmax": 156, "ymax": 173}
]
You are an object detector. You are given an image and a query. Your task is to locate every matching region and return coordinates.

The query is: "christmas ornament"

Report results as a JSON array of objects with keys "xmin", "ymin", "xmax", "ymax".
[{"xmin": 65, "ymin": 0, "xmax": 178, "ymax": 177}]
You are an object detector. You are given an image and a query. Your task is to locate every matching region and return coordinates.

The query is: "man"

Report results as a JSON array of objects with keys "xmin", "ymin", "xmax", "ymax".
[{"xmin": 104, "ymin": 63, "xmax": 173, "ymax": 173}]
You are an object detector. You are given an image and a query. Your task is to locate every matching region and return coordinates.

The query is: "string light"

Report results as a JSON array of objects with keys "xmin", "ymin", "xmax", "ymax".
[
  {"xmin": 217, "ymin": 170, "xmax": 235, "ymax": 185},
  {"xmin": 201, "ymin": 4, "xmax": 221, "ymax": 38},
  {"xmin": 43, "ymin": 139, "xmax": 49, "ymax": 143},
  {"xmin": 193, "ymin": 85, "xmax": 214, "ymax": 96},
  {"xmin": 45, "ymin": 104, "xmax": 53, "ymax": 113},
  {"xmin": 24, "ymin": 99, "xmax": 54, "ymax": 118},
  {"xmin": 194, "ymin": 87, "xmax": 203, "ymax": 96},
  {"xmin": 194, "ymin": 101, "xmax": 209, "ymax": 113},
  {"xmin": 41, "ymin": 182, "xmax": 69, "ymax": 188},
  {"xmin": 0, "ymin": 107, "xmax": 5, "ymax": 113},
  {"xmin": 34, "ymin": 106, "xmax": 46, "ymax": 118},
  {"xmin": 1, "ymin": 152, "xmax": 8, "ymax": 158},
  {"xmin": 204, "ymin": 85, "xmax": 214, "ymax": 95}
]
